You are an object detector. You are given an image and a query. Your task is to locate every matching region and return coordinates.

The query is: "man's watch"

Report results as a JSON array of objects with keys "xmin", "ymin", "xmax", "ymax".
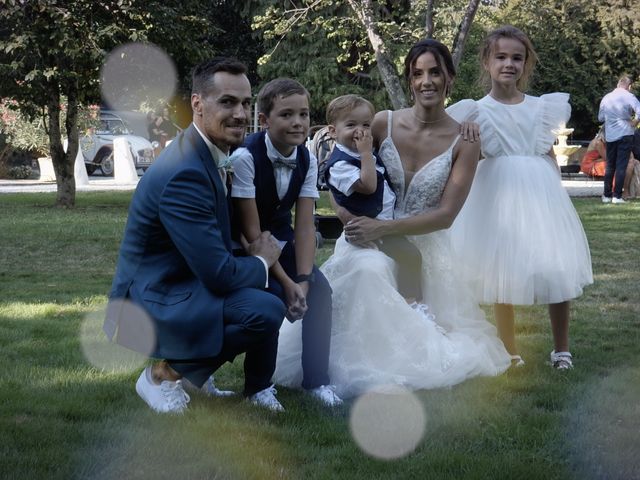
[{"xmin": 295, "ymin": 273, "xmax": 315, "ymax": 283}]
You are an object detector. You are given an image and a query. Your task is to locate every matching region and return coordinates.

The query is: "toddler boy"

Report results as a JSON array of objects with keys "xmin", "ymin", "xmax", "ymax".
[{"xmin": 324, "ymin": 94, "xmax": 423, "ymax": 303}]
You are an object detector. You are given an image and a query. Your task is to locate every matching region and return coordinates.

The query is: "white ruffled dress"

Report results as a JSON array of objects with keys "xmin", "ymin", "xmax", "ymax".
[{"xmin": 449, "ymin": 93, "xmax": 593, "ymax": 305}]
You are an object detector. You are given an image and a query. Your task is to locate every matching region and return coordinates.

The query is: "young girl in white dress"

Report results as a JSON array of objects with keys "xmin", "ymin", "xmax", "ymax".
[{"xmin": 449, "ymin": 25, "xmax": 593, "ymax": 369}]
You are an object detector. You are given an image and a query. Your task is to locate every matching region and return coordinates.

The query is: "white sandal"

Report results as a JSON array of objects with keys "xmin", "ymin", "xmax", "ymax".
[
  {"xmin": 550, "ymin": 350, "xmax": 573, "ymax": 370},
  {"xmin": 510, "ymin": 354, "xmax": 525, "ymax": 367}
]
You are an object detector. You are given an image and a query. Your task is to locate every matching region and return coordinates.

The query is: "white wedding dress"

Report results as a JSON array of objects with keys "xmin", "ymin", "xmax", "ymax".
[{"xmin": 273, "ymin": 111, "xmax": 511, "ymax": 398}]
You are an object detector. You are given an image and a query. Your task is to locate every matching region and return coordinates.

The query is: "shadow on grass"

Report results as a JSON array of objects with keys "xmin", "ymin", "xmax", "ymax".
[{"xmin": 566, "ymin": 365, "xmax": 640, "ymax": 480}]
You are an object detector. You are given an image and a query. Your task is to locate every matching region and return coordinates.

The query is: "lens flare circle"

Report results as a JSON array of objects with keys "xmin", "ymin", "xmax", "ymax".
[
  {"xmin": 80, "ymin": 300, "xmax": 154, "ymax": 373},
  {"xmin": 100, "ymin": 42, "xmax": 177, "ymax": 110},
  {"xmin": 349, "ymin": 385, "xmax": 426, "ymax": 460}
]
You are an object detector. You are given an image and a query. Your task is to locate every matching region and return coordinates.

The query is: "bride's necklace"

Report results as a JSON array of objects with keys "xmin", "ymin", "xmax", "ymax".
[{"xmin": 411, "ymin": 108, "xmax": 447, "ymax": 125}]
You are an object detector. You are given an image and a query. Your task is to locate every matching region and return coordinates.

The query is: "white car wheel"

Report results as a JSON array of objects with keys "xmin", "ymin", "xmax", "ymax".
[{"xmin": 100, "ymin": 151, "xmax": 114, "ymax": 176}]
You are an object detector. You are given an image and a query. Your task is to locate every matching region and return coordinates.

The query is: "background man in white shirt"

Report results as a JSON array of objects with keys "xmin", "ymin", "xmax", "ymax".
[{"xmin": 598, "ymin": 75, "xmax": 640, "ymax": 203}]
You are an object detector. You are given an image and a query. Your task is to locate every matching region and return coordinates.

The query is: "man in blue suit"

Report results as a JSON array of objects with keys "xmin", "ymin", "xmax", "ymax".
[{"xmin": 104, "ymin": 58, "xmax": 286, "ymax": 413}]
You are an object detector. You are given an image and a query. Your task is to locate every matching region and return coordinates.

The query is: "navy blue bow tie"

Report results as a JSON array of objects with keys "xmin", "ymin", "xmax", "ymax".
[{"xmin": 273, "ymin": 157, "xmax": 298, "ymax": 169}]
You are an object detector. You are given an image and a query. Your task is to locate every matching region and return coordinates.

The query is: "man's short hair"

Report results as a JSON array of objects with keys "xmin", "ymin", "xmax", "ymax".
[
  {"xmin": 256, "ymin": 78, "xmax": 310, "ymax": 117},
  {"xmin": 618, "ymin": 75, "xmax": 632, "ymax": 89},
  {"xmin": 326, "ymin": 94, "xmax": 375, "ymax": 125},
  {"xmin": 191, "ymin": 57, "xmax": 247, "ymax": 96}
]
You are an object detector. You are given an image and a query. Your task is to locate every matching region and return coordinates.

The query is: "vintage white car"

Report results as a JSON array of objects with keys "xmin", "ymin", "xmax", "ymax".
[{"xmin": 80, "ymin": 112, "xmax": 156, "ymax": 176}]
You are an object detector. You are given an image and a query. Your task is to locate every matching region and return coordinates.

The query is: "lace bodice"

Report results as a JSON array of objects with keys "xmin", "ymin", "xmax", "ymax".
[{"xmin": 377, "ymin": 111, "xmax": 457, "ymax": 218}]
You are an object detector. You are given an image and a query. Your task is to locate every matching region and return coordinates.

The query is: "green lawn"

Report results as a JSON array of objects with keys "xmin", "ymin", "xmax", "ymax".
[{"xmin": 1, "ymin": 192, "xmax": 639, "ymax": 480}]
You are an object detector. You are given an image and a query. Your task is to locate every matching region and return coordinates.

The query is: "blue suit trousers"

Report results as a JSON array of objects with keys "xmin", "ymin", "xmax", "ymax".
[
  {"xmin": 168, "ymin": 288, "xmax": 285, "ymax": 396},
  {"xmin": 605, "ymin": 135, "xmax": 633, "ymax": 198},
  {"xmin": 268, "ymin": 244, "xmax": 332, "ymax": 389}
]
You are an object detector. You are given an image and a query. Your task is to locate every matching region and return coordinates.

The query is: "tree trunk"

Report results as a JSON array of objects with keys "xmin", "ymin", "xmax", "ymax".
[
  {"xmin": 65, "ymin": 85, "xmax": 80, "ymax": 183},
  {"xmin": 451, "ymin": 0, "xmax": 481, "ymax": 70},
  {"xmin": 425, "ymin": 0, "xmax": 435, "ymax": 38},
  {"xmin": 347, "ymin": 0, "xmax": 408, "ymax": 109},
  {"xmin": 47, "ymin": 86, "xmax": 76, "ymax": 208}
]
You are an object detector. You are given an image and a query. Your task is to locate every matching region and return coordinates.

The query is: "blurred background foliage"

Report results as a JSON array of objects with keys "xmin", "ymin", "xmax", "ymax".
[
  {"xmin": 2, "ymin": 0, "xmax": 638, "ymax": 155},
  {"xmin": 247, "ymin": 0, "xmax": 639, "ymax": 139}
]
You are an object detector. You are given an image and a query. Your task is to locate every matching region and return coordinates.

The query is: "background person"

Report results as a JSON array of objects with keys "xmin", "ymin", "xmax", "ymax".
[
  {"xmin": 598, "ymin": 75, "xmax": 640, "ymax": 204},
  {"xmin": 580, "ymin": 128, "xmax": 607, "ymax": 178}
]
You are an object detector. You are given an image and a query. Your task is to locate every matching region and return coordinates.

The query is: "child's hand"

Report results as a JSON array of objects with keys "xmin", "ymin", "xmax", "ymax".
[
  {"xmin": 353, "ymin": 128, "xmax": 373, "ymax": 155},
  {"xmin": 284, "ymin": 281, "xmax": 307, "ymax": 322}
]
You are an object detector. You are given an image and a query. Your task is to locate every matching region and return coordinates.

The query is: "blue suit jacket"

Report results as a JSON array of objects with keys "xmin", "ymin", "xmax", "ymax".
[{"xmin": 104, "ymin": 124, "xmax": 267, "ymax": 359}]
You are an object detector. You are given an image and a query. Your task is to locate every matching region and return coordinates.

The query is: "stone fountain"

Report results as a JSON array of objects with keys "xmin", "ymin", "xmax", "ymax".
[{"xmin": 552, "ymin": 123, "xmax": 581, "ymax": 166}]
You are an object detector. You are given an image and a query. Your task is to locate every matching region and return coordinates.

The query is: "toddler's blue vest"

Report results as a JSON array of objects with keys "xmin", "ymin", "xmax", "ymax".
[
  {"xmin": 323, "ymin": 148, "xmax": 389, "ymax": 218},
  {"xmin": 236, "ymin": 131, "xmax": 311, "ymax": 242}
]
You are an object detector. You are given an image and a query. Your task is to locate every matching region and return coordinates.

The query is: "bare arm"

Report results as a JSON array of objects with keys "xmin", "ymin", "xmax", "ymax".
[
  {"xmin": 344, "ymin": 138, "xmax": 481, "ymax": 242},
  {"xmin": 293, "ymin": 197, "xmax": 317, "ymax": 296},
  {"xmin": 234, "ymin": 197, "xmax": 290, "ymax": 282},
  {"xmin": 595, "ymin": 137, "xmax": 606, "ymax": 159},
  {"xmin": 351, "ymin": 128, "xmax": 377, "ymax": 194},
  {"xmin": 235, "ymin": 197, "xmax": 306, "ymax": 320},
  {"xmin": 371, "ymin": 110, "xmax": 388, "ymax": 151}
]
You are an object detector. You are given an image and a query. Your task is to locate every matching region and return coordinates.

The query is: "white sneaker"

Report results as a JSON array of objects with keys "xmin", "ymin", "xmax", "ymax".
[
  {"xmin": 602, "ymin": 195, "xmax": 612, "ymax": 203},
  {"xmin": 307, "ymin": 384, "xmax": 344, "ymax": 407},
  {"xmin": 612, "ymin": 197, "xmax": 626, "ymax": 204},
  {"xmin": 509, "ymin": 354, "xmax": 525, "ymax": 367},
  {"xmin": 135, "ymin": 366, "xmax": 190, "ymax": 414},
  {"xmin": 202, "ymin": 375, "xmax": 236, "ymax": 397},
  {"xmin": 247, "ymin": 385, "xmax": 284, "ymax": 412}
]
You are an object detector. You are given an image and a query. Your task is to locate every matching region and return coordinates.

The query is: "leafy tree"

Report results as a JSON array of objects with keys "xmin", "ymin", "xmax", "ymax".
[
  {"xmin": 494, "ymin": 0, "xmax": 640, "ymax": 138},
  {"xmin": 594, "ymin": 0, "xmax": 640, "ymax": 80},
  {"xmin": 347, "ymin": 0, "xmax": 408, "ymax": 109},
  {"xmin": 0, "ymin": 1, "xmax": 152, "ymax": 206},
  {"xmin": 251, "ymin": 0, "xmax": 494, "ymax": 121},
  {"xmin": 0, "ymin": 98, "xmax": 98, "ymax": 161},
  {"xmin": 252, "ymin": 1, "xmax": 388, "ymax": 122},
  {"xmin": 143, "ymin": 1, "xmax": 263, "ymax": 127},
  {"xmin": 0, "ymin": 0, "xmax": 254, "ymax": 207},
  {"xmin": 249, "ymin": 0, "xmax": 638, "ymax": 137}
]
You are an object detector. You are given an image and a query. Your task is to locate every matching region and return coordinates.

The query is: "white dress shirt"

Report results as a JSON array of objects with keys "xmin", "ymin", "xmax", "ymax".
[
  {"xmin": 230, "ymin": 132, "xmax": 320, "ymax": 201},
  {"xmin": 193, "ymin": 123, "xmax": 230, "ymax": 192},
  {"xmin": 598, "ymin": 87, "xmax": 640, "ymax": 142}
]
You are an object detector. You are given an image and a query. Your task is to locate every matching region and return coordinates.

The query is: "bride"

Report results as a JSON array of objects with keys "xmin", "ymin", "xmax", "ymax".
[{"xmin": 274, "ymin": 39, "xmax": 511, "ymax": 398}]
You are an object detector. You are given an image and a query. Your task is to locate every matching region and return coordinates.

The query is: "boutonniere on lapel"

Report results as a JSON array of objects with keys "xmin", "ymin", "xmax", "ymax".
[{"xmin": 218, "ymin": 156, "xmax": 234, "ymax": 175}]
